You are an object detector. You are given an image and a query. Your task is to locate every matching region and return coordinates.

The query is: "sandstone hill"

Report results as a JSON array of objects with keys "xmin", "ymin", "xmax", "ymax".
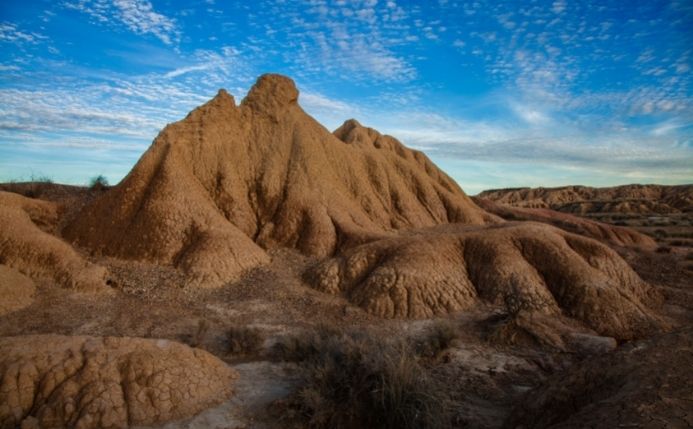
[
  {"xmin": 63, "ymin": 74, "xmax": 495, "ymax": 287},
  {"xmin": 0, "ymin": 191, "xmax": 108, "ymax": 292},
  {"xmin": 0, "ymin": 265, "xmax": 35, "ymax": 316},
  {"xmin": 479, "ymin": 184, "xmax": 693, "ymax": 214},
  {"xmin": 307, "ymin": 222, "xmax": 662, "ymax": 340},
  {"xmin": 472, "ymin": 197, "xmax": 657, "ymax": 249},
  {"xmin": 46, "ymin": 74, "xmax": 666, "ymax": 340},
  {"xmin": 0, "ymin": 335, "xmax": 236, "ymax": 429}
]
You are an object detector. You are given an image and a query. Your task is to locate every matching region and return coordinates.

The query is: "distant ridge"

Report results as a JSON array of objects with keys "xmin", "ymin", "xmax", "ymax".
[{"xmin": 479, "ymin": 184, "xmax": 693, "ymax": 214}]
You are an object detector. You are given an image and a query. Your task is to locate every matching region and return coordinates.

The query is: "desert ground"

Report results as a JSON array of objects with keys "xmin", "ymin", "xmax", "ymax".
[{"xmin": 1, "ymin": 74, "xmax": 691, "ymax": 429}]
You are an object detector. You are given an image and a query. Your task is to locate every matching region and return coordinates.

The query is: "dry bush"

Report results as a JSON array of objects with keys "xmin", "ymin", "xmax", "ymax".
[
  {"xmin": 23, "ymin": 174, "xmax": 53, "ymax": 198},
  {"xmin": 414, "ymin": 320, "xmax": 459, "ymax": 358},
  {"xmin": 183, "ymin": 319, "xmax": 209, "ymax": 348},
  {"xmin": 275, "ymin": 326, "xmax": 452, "ymax": 429},
  {"xmin": 271, "ymin": 324, "xmax": 341, "ymax": 362},
  {"xmin": 227, "ymin": 325, "xmax": 265, "ymax": 355}
]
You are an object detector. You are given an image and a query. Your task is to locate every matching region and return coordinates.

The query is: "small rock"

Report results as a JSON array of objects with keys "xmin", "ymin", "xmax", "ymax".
[{"xmin": 568, "ymin": 333, "xmax": 618, "ymax": 355}]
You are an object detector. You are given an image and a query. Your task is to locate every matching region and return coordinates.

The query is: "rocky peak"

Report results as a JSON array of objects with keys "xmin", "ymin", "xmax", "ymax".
[{"xmin": 241, "ymin": 73, "xmax": 299, "ymax": 115}]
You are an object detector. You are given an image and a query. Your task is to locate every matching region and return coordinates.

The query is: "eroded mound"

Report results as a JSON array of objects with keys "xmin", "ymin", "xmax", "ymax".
[
  {"xmin": 307, "ymin": 222, "xmax": 663, "ymax": 339},
  {"xmin": 505, "ymin": 328, "xmax": 693, "ymax": 428},
  {"xmin": 0, "ymin": 192, "xmax": 108, "ymax": 292},
  {"xmin": 64, "ymin": 74, "xmax": 494, "ymax": 286},
  {"xmin": 0, "ymin": 335, "xmax": 237, "ymax": 429},
  {"xmin": 0, "ymin": 265, "xmax": 35, "ymax": 316},
  {"xmin": 473, "ymin": 197, "xmax": 656, "ymax": 249},
  {"xmin": 479, "ymin": 184, "xmax": 693, "ymax": 214}
]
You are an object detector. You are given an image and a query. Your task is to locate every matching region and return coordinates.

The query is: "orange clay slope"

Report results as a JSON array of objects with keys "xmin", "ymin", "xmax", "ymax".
[
  {"xmin": 63, "ymin": 74, "xmax": 495, "ymax": 287},
  {"xmin": 59, "ymin": 73, "xmax": 666, "ymax": 338}
]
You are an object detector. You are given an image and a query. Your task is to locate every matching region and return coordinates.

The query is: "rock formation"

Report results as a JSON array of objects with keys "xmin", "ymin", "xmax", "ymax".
[
  {"xmin": 473, "ymin": 197, "xmax": 657, "ymax": 249},
  {"xmin": 63, "ymin": 74, "xmax": 495, "ymax": 287},
  {"xmin": 479, "ymin": 184, "xmax": 693, "ymax": 214},
  {"xmin": 0, "ymin": 335, "xmax": 237, "ymax": 428},
  {"xmin": 505, "ymin": 328, "xmax": 693, "ymax": 428},
  {"xmin": 22, "ymin": 72, "xmax": 660, "ymax": 339},
  {"xmin": 0, "ymin": 265, "xmax": 35, "ymax": 316},
  {"xmin": 307, "ymin": 222, "xmax": 663, "ymax": 339},
  {"xmin": 0, "ymin": 192, "xmax": 107, "ymax": 292}
]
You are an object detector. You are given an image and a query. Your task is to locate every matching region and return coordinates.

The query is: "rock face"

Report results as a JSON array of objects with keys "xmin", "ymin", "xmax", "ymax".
[
  {"xmin": 0, "ymin": 335, "xmax": 237, "ymax": 429},
  {"xmin": 307, "ymin": 222, "xmax": 663, "ymax": 339},
  {"xmin": 49, "ymin": 73, "xmax": 664, "ymax": 337},
  {"xmin": 0, "ymin": 192, "xmax": 108, "ymax": 292},
  {"xmin": 479, "ymin": 184, "xmax": 693, "ymax": 214},
  {"xmin": 505, "ymin": 328, "xmax": 693, "ymax": 428},
  {"xmin": 63, "ymin": 74, "xmax": 494, "ymax": 287},
  {"xmin": 473, "ymin": 197, "xmax": 657, "ymax": 249},
  {"xmin": 0, "ymin": 265, "xmax": 35, "ymax": 316}
]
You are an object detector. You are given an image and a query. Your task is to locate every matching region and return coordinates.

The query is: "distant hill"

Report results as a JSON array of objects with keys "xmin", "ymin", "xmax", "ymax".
[{"xmin": 478, "ymin": 184, "xmax": 693, "ymax": 214}]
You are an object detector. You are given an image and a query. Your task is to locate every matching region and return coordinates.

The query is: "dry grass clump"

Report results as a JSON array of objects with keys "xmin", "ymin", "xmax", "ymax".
[
  {"xmin": 185, "ymin": 319, "xmax": 209, "ymax": 348},
  {"xmin": 413, "ymin": 320, "xmax": 460, "ymax": 358},
  {"xmin": 21, "ymin": 174, "xmax": 54, "ymax": 198},
  {"xmin": 274, "ymin": 325, "xmax": 452, "ymax": 429},
  {"xmin": 227, "ymin": 325, "xmax": 265, "ymax": 355}
]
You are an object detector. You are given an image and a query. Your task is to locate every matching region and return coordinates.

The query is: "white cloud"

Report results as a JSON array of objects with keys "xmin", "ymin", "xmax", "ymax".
[
  {"xmin": 63, "ymin": 0, "xmax": 179, "ymax": 44},
  {"xmin": 300, "ymin": 91, "xmax": 356, "ymax": 113},
  {"xmin": 253, "ymin": 0, "xmax": 419, "ymax": 82},
  {"xmin": 0, "ymin": 48, "xmax": 250, "ymax": 148},
  {"xmin": 163, "ymin": 47, "xmax": 241, "ymax": 79},
  {"xmin": 113, "ymin": 0, "xmax": 178, "ymax": 44},
  {"xmin": 551, "ymin": 0, "xmax": 566, "ymax": 14},
  {"xmin": 0, "ymin": 22, "xmax": 46, "ymax": 44},
  {"xmin": 512, "ymin": 104, "xmax": 550, "ymax": 125}
]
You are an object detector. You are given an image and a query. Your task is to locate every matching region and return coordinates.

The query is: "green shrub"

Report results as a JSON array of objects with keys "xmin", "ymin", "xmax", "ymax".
[{"xmin": 89, "ymin": 174, "xmax": 109, "ymax": 190}]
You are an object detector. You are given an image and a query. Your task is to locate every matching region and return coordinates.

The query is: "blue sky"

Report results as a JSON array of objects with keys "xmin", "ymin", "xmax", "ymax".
[{"xmin": 1, "ymin": 0, "xmax": 691, "ymax": 194}]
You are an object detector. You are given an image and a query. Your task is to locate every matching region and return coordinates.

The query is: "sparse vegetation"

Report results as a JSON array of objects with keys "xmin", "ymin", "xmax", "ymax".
[
  {"xmin": 414, "ymin": 320, "xmax": 460, "ymax": 358},
  {"xmin": 186, "ymin": 319, "xmax": 209, "ymax": 348},
  {"xmin": 653, "ymin": 228, "xmax": 668, "ymax": 238},
  {"xmin": 30, "ymin": 174, "xmax": 54, "ymax": 183},
  {"xmin": 22, "ymin": 174, "xmax": 54, "ymax": 198},
  {"xmin": 272, "ymin": 324, "xmax": 341, "ymax": 363},
  {"xmin": 89, "ymin": 174, "xmax": 109, "ymax": 190},
  {"xmin": 274, "ymin": 326, "xmax": 453, "ymax": 429},
  {"xmin": 227, "ymin": 325, "xmax": 265, "ymax": 355},
  {"xmin": 668, "ymin": 239, "xmax": 689, "ymax": 247}
]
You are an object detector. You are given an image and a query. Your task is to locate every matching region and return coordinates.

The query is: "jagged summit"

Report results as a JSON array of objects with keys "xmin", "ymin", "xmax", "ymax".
[
  {"xmin": 241, "ymin": 73, "xmax": 299, "ymax": 114},
  {"xmin": 212, "ymin": 88, "xmax": 235, "ymax": 104},
  {"xmin": 64, "ymin": 73, "xmax": 494, "ymax": 287},
  {"xmin": 336, "ymin": 118, "xmax": 362, "ymax": 134}
]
